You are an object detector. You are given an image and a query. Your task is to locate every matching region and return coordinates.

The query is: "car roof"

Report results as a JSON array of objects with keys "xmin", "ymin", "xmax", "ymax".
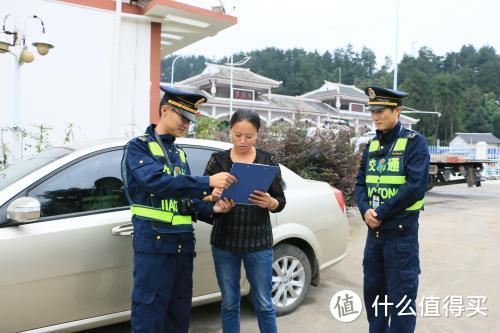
[
  {"xmin": 0, "ymin": 137, "xmax": 234, "ymax": 205},
  {"xmin": 1, "ymin": 136, "xmax": 308, "ymax": 207},
  {"xmin": 60, "ymin": 137, "xmax": 233, "ymax": 152}
]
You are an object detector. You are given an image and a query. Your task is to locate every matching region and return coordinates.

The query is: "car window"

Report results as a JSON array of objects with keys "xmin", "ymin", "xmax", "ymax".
[
  {"xmin": 0, "ymin": 148, "xmax": 73, "ymax": 191},
  {"xmin": 27, "ymin": 149, "xmax": 128, "ymax": 218},
  {"xmin": 181, "ymin": 146, "xmax": 220, "ymax": 176}
]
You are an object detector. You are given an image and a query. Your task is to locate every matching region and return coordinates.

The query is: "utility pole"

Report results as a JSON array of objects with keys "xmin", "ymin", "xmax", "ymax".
[{"xmin": 393, "ymin": 0, "xmax": 400, "ymax": 90}]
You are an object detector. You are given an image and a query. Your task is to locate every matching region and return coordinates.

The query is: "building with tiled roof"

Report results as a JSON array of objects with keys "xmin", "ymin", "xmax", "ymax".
[
  {"xmin": 302, "ymin": 81, "xmax": 368, "ymax": 106},
  {"xmin": 450, "ymin": 133, "xmax": 500, "ymax": 149},
  {"xmin": 180, "ymin": 63, "xmax": 281, "ymax": 89},
  {"xmin": 174, "ymin": 64, "xmax": 419, "ymax": 132},
  {"xmin": 301, "ymin": 81, "xmax": 418, "ymax": 132}
]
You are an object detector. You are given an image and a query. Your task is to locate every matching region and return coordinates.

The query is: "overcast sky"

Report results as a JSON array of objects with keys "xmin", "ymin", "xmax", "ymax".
[{"xmin": 177, "ymin": 0, "xmax": 499, "ymax": 66}]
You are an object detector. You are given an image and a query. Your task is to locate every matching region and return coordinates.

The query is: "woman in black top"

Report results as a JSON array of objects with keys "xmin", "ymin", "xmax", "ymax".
[{"xmin": 204, "ymin": 110, "xmax": 286, "ymax": 333}]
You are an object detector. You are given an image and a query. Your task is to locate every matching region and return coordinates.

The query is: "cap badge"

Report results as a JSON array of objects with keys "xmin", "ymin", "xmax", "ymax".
[
  {"xmin": 368, "ymin": 88, "xmax": 376, "ymax": 100},
  {"xmin": 194, "ymin": 98, "xmax": 205, "ymax": 109}
]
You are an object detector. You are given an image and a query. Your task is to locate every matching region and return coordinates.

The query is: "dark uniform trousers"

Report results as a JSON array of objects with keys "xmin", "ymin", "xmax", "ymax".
[
  {"xmin": 363, "ymin": 222, "xmax": 420, "ymax": 333},
  {"xmin": 131, "ymin": 232, "xmax": 195, "ymax": 333}
]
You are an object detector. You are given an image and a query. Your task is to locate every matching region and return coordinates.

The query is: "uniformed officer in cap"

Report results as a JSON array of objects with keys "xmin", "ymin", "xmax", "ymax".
[
  {"xmin": 355, "ymin": 86, "xmax": 430, "ymax": 333},
  {"xmin": 122, "ymin": 86, "xmax": 237, "ymax": 333}
]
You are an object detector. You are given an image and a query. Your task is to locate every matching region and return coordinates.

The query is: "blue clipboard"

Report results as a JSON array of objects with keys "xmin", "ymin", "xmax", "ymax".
[{"xmin": 220, "ymin": 162, "xmax": 279, "ymax": 205}]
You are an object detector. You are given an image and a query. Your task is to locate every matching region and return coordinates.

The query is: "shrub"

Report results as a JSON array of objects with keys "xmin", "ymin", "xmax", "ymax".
[
  {"xmin": 192, "ymin": 116, "xmax": 358, "ymax": 206},
  {"xmin": 257, "ymin": 123, "xmax": 358, "ymax": 206},
  {"xmin": 193, "ymin": 116, "xmax": 229, "ymax": 141}
]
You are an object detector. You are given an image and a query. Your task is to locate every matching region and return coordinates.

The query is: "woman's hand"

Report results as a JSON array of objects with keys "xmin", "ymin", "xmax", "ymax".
[
  {"xmin": 211, "ymin": 187, "xmax": 223, "ymax": 201},
  {"xmin": 249, "ymin": 190, "xmax": 279, "ymax": 210},
  {"xmin": 213, "ymin": 197, "xmax": 236, "ymax": 214}
]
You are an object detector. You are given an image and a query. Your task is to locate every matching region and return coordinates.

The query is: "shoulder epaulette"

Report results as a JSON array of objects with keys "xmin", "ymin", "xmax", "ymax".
[
  {"xmin": 407, "ymin": 130, "xmax": 417, "ymax": 139},
  {"xmin": 175, "ymin": 144, "xmax": 185, "ymax": 152},
  {"xmin": 137, "ymin": 135, "xmax": 149, "ymax": 142},
  {"xmin": 368, "ymin": 133, "xmax": 378, "ymax": 143}
]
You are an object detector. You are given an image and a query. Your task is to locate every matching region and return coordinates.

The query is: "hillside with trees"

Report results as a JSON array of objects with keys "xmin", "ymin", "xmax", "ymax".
[{"xmin": 162, "ymin": 45, "xmax": 500, "ymax": 144}]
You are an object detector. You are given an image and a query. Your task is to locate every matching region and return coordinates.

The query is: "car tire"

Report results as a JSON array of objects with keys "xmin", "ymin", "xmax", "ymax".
[{"xmin": 271, "ymin": 243, "xmax": 312, "ymax": 316}]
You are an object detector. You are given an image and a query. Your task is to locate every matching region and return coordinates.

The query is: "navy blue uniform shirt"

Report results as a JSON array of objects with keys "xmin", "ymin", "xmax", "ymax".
[
  {"xmin": 123, "ymin": 125, "xmax": 215, "ymax": 251},
  {"xmin": 355, "ymin": 122, "xmax": 430, "ymax": 229}
]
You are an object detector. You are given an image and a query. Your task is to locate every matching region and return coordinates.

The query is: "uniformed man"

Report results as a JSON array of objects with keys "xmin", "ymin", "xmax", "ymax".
[
  {"xmin": 122, "ymin": 86, "xmax": 237, "ymax": 333},
  {"xmin": 355, "ymin": 86, "xmax": 430, "ymax": 333}
]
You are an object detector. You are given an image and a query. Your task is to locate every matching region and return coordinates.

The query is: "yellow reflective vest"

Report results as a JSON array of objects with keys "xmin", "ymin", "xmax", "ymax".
[
  {"xmin": 129, "ymin": 135, "xmax": 193, "ymax": 227},
  {"xmin": 366, "ymin": 137, "xmax": 424, "ymax": 211}
]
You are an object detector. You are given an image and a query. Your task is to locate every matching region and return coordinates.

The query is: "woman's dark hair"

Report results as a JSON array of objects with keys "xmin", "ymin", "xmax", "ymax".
[{"xmin": 229, "ymin": 109, "xmax": 261, "ymax": 131}]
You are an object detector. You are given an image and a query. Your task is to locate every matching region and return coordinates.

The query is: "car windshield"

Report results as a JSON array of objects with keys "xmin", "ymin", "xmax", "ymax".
[{"xmin": 0, "ymin": 148, "xmax": 73, "ymax": 191}]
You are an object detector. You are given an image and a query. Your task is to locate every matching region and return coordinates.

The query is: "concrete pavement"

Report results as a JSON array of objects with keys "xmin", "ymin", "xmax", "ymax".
[{"xmin": 93, "ymin": 181, "xmax": 500, "ymax": 333}]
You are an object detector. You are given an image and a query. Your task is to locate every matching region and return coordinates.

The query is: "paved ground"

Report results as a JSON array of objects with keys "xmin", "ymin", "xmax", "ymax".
[{"xmin": 92, "ymin": 181, "xmax": 500, "ymax": 333}]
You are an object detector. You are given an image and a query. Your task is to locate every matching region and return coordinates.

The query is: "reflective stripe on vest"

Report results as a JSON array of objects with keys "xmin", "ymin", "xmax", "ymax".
[
  {"xmin": 148, "ymin": 141, "xmax": 164, "ymax": 158},
  {"xmin": 179, "ymin": 149, "xmax": 186, "ymax": 164},
  {"xmin": 368, "ymin": 140, "xmax": 380, "ymax": 152},
  {"xmin": 406, "ymin": 199, "xmax": 424, "ymax": 210},
  {"xmin": 394, "ymin": 137, "xmax": 408, "ymax": 151},
  {"xmin": 366, "ymin": 136, "xmax": 424, "ymax": 211},
  {"xmin": 129, "ymin": 135, "xmax": 191, "ymax": 226},
  {"xmin": 131, "ymin": 205, "xmax": 192, "ymax": 225},
  {"xmin": 366, "ymin": 175, "xmax": 406, "ymax": 185}
]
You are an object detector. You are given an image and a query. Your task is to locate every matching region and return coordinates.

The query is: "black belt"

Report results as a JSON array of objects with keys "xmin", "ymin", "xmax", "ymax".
[{"xmin": 369, "ymin": 223, "xmax": 415, "ymax": 239}]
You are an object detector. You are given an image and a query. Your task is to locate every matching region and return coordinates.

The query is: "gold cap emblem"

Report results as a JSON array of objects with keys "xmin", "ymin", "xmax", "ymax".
[
  {"xmin": 368, "ymin": 88, "xmax": 376, "ymax": 100},
  {"xmin": 194, "ymin": 98, "xmax": 206, "ymax": 109}
]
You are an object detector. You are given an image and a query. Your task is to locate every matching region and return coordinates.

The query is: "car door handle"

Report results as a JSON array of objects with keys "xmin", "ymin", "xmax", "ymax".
[{"xmin": 112, "ymin": 223, "xmax": 134, "ymax": 236}]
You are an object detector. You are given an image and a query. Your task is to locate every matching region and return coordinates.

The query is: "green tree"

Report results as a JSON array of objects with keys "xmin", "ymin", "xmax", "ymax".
[
  {"xmin": 161, "ymin": 55, "xmax": 209, "ymax": 83},
  {"xmin": 30, "ymin": 124, "xmax": 53, "ymax": 153},
  {"xmin": 492, "ymin": 113, "xmax": 500, "ymax": 138},
  {"xmin": 193, "ymin": 116, "xmax": 229, "ymax": 141},
  {"xmin": 477, "ymin": 57, "xmax": 500, "ymax": 96},
  {"xmin": 64, "ymin": 123, "xmax": 76, "ymax": 143},
  {"xmin": 0, "ymin": 127, "xmax": 10, "ymax": 170},
  {"xmin": 162, "ymin": 44, "xmax": 500, "ymax": 144},
  {"xmin": 432, "ymin": 73, "xmax": 467, "ymax": 143}
]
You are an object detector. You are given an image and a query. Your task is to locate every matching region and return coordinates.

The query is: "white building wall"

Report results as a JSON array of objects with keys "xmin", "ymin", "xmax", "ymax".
[
  {"xmin": 0, "ymin": 0, "xmax": 151, "ymax": 155},
  {"xmin": 449, "ymin": 137, "xmax": 471, "ymax": 148},
  {"xmin": 117, "ymin": 19, "xmax": 151, "ymax": 138}
]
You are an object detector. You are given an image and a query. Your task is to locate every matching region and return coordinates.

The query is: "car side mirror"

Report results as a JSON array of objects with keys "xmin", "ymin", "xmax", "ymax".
[{"xmin": 7, "ymin": 197, "xmax": 41, "ymax": 223}]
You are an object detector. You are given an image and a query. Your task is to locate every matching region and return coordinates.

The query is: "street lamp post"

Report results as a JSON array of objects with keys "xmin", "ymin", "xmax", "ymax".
[
  {"xmin": 170, "ymin": 55, "xmax": 181, "ymax": 86},
  {"xmin": 226, "ymin": 55, "xmax": 251, "ymax": 117},
  {"xmin": 401, "ymin": 108, "xmax": 441, "ymax": 144},
  {"xmin": 1, "ymin": 14, "xmax": 55, "ymax": 162},
  {"xmin": 230, "ymin": 54, "xmax": 233, "ymax": 116}
]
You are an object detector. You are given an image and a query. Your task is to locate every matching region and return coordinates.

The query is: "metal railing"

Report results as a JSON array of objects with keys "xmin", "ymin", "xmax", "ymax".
[
  {"xmin": 429, "ymin": 146, "xmax": 475, "ymax": 159},
  {"xmin": 485, "ymin": 148, "xmax": 500, "ymax": 177}
]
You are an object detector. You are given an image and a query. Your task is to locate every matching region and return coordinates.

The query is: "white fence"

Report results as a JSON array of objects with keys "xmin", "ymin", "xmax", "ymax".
[{"xmin": 485, "ymin": 148, "xmax": 500, "ymax": 177}]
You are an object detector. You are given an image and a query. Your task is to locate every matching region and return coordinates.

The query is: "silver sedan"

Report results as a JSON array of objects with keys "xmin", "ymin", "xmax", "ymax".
[{"xmin": 0, "ymin": 138, "xmax": 348, "ymax": 332}]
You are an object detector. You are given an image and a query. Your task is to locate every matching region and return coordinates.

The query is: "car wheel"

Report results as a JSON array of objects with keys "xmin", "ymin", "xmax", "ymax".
[{"xmin": 272, "ymin": 243, "xmax": 312, "ymax": 316}]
